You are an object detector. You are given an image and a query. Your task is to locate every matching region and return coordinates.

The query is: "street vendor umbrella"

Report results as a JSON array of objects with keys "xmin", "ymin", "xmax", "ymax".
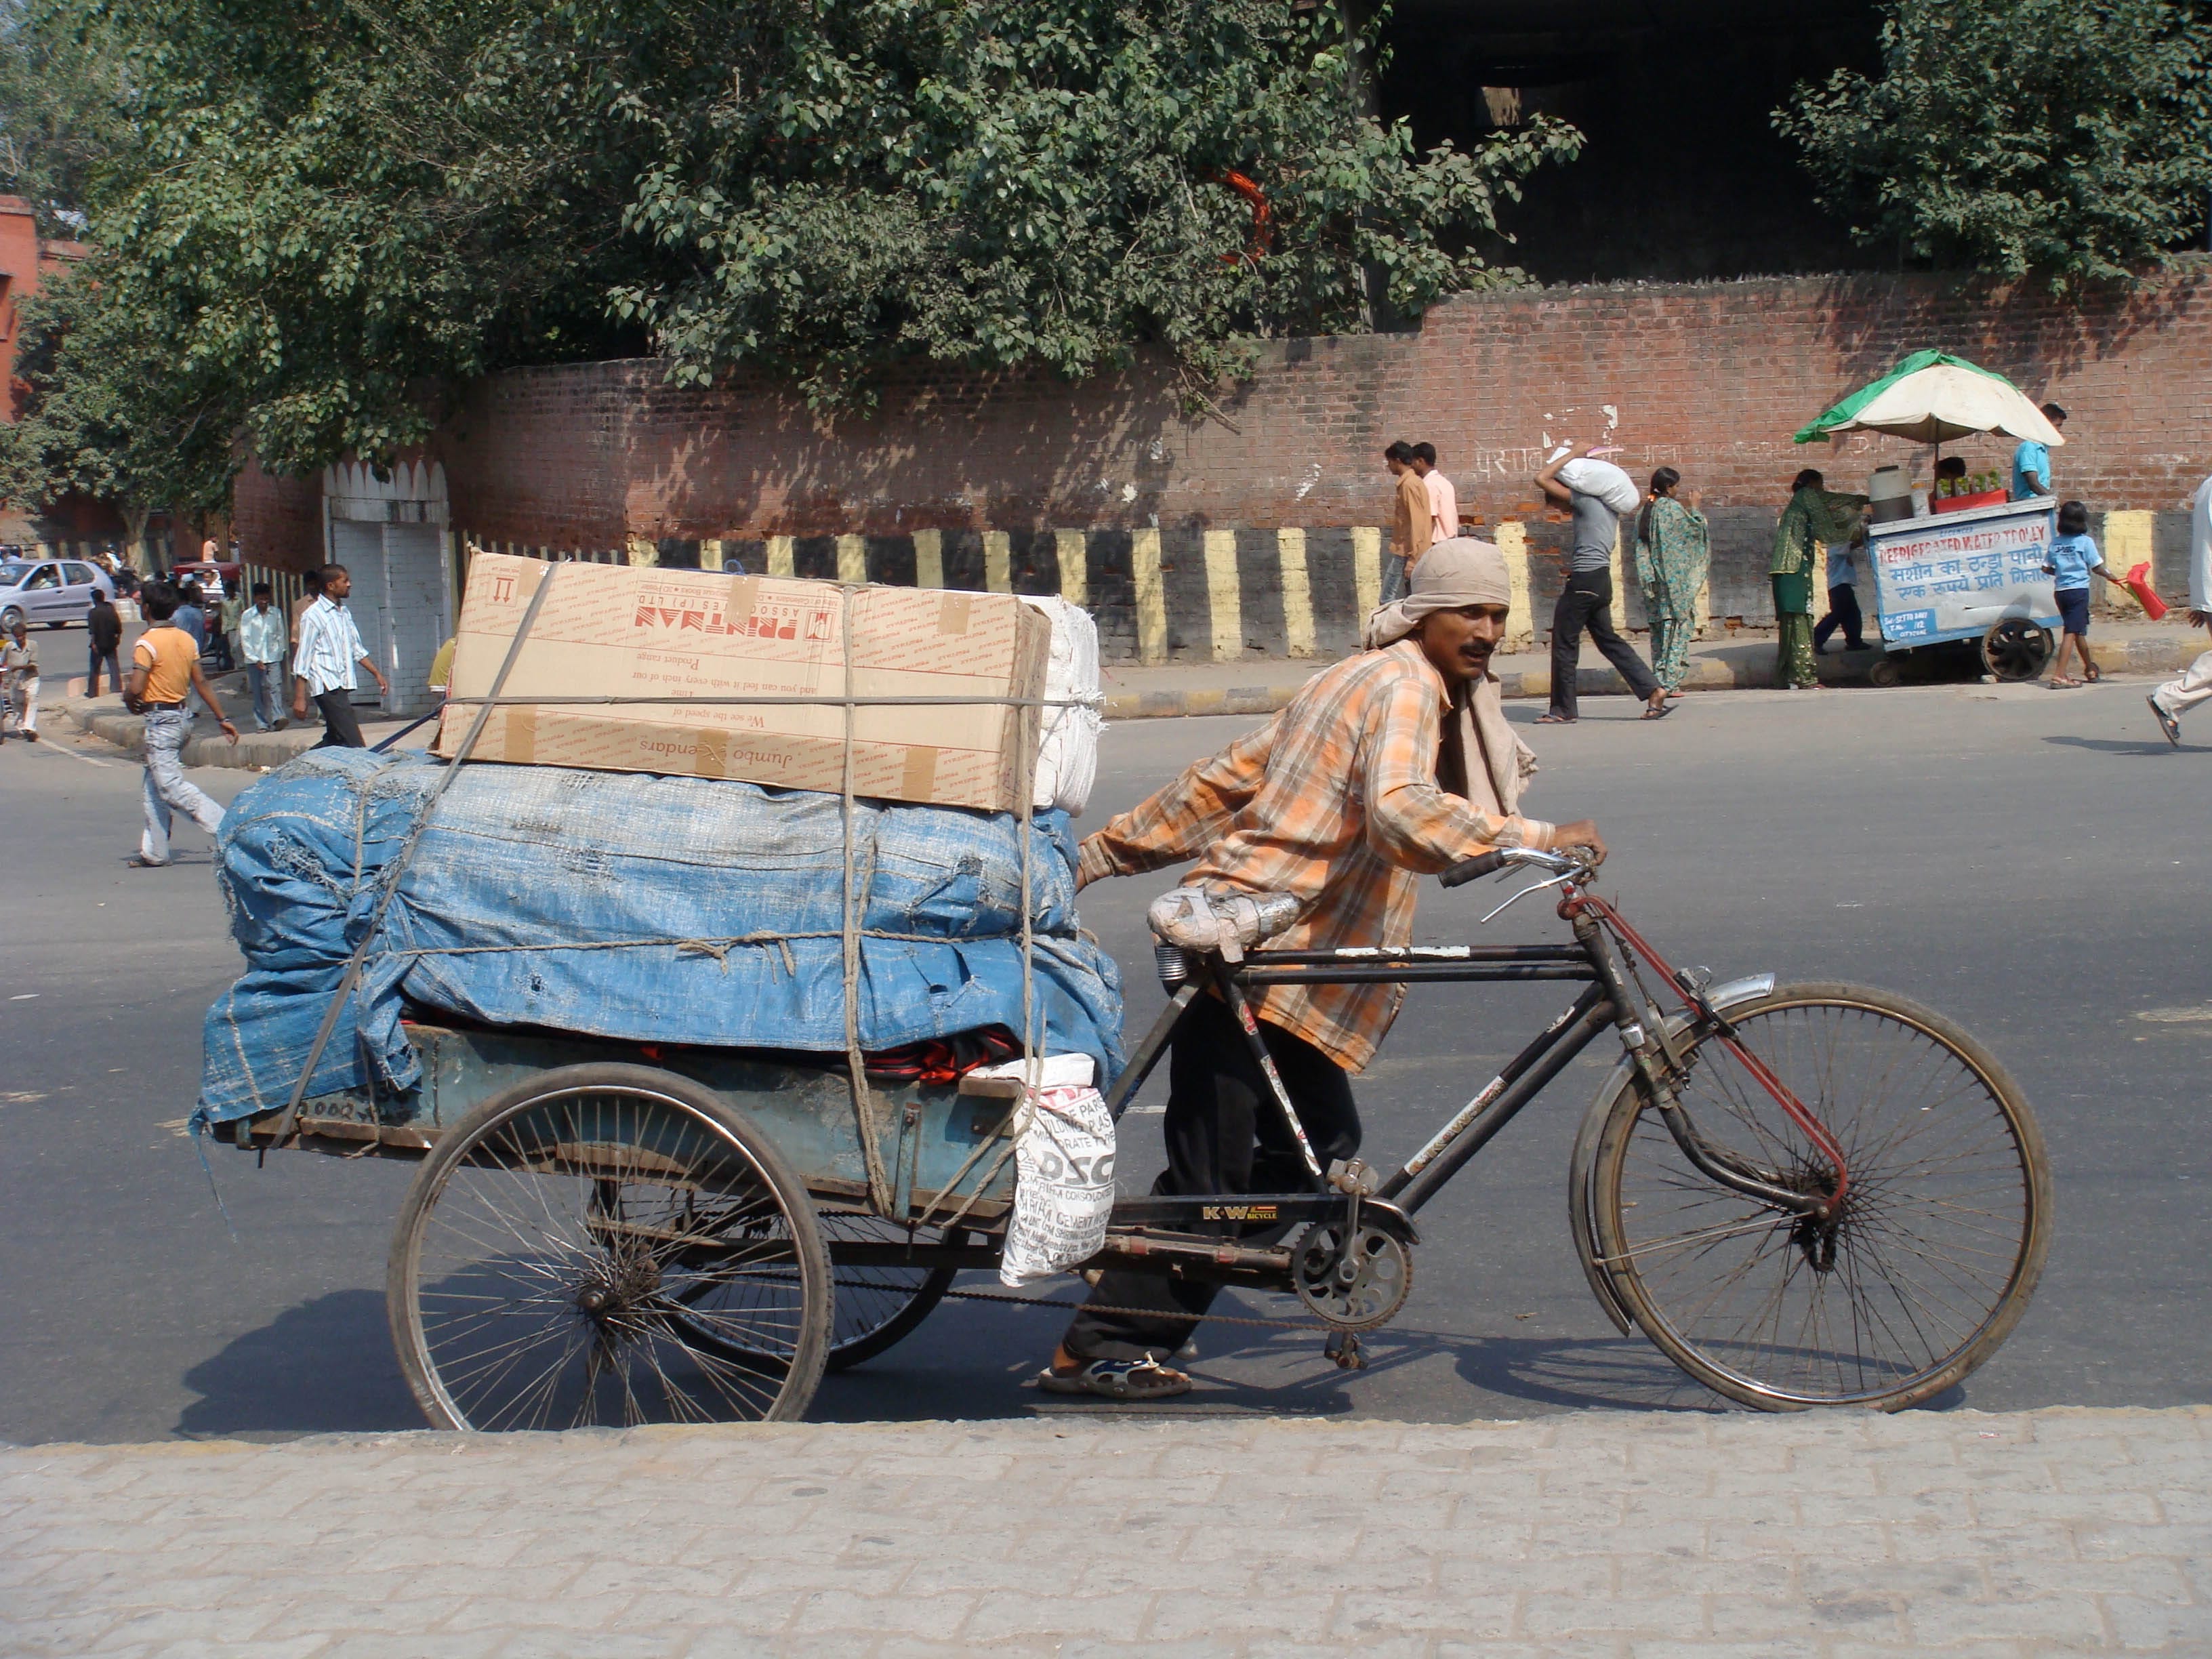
[{"xmin": 1793, "ymin": 350, "xmax": 2066, "ymax": 447}]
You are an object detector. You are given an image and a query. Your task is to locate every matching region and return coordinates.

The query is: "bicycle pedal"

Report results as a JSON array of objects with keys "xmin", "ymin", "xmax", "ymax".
[{"xmin": 1322, "ymin": 1330, "xmax": 1367, "ymax": 1371}]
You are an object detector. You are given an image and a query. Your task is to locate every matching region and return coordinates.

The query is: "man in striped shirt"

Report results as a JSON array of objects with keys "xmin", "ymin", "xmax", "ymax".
[
  {"xmin": 1042, "ymin": 538, "xmax": 1607, "ymax": 1399},
  {"xmin": 290, "ymin": 564, "xmax": 388, "ymax": 747}
]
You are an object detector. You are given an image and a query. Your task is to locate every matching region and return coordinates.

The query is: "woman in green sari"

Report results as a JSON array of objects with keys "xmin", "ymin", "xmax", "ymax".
[
  {"xmin": 1772, "ymin": 468, "xmax": 1867, "ymax": 690},
  {"xmin": 1635, "ymin": 468, "xmax": 1708, "ymax": 695}
]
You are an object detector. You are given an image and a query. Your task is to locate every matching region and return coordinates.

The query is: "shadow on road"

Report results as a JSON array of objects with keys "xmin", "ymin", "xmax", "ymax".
[
  {"xmin": 2044, "ymin": 734, "xmax": 2204, "ymax": 756},
  {"xmin": 176, "ymin": 1290, "xmax": 421, "ymax": 1438}
]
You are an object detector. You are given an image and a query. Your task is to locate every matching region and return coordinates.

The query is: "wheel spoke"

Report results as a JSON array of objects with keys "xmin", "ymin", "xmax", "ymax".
[
  {"xmin": 1599, "ymin": 991, "xmax": 2043, "ymax": 1410},
  {"xmin": 399, "ymin": 1080, "xmax": 827, "ymax": 1431}
]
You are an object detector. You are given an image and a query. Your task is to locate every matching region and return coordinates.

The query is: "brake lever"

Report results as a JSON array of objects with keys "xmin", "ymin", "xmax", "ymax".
[{"xmin": 1478, "ymin": 869, "xmax": 1577, "ymax": 925}]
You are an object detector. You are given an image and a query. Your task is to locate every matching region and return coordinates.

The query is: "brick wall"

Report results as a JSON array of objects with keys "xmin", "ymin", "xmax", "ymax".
[{"xmin": 237, "ymin": 261, "xmax": 2212, "ymax": 644}]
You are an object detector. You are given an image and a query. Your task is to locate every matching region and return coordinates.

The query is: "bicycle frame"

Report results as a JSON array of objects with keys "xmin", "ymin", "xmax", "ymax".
[{"xmin": 1093, "ymin": 882, "xmax": 1843, "ymax": 1249}]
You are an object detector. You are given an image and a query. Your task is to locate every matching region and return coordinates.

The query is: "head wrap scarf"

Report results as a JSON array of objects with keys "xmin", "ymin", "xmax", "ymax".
[{"xmin": 1362, "ymin": 536, "xmax": 1538, "ymax": 820}]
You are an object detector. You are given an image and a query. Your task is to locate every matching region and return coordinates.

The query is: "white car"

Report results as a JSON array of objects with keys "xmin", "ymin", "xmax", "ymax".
[{"xmin": 0, "ymin": 558, "xmax": 115, "ymax": 632}]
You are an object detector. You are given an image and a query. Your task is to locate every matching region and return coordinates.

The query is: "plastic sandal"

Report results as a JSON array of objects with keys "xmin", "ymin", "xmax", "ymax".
[
  {"xmin": 2148, "ymin": 695, "xmax": 2183, "ymax": 747},
  {"xmin": 1037, "ymin": 1356, "xmax": 1192, "ymax": 1400}
]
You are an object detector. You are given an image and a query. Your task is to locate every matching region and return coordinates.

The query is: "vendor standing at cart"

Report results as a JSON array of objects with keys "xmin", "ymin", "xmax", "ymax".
[
  {"xmin": 2011, "ymin": 404, "xmax": 2066, "ymax": 499},
  {"xmin": 1773, "ymin": 470, "xmax": 1867, "ymax": 691},
  {"xmin": 1040, "ymin": 539, "xmax": 1606, "ymax": 1400}
]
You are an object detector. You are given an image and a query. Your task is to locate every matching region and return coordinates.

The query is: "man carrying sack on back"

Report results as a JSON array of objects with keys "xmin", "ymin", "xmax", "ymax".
[{"xmin": 1041, "ymin": 539, "xmax": 1607, "ymax": 1399}]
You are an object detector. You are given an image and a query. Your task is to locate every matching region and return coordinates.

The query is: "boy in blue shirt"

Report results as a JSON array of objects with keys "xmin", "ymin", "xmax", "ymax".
[{"xmin": 2043, "ymin": 499, "xmax": 2105, "ymax": 687}]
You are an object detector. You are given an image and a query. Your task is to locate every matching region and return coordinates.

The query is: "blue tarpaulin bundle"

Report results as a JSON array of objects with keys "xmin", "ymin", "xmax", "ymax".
[{"xmin": 198, "ymin": 750, "xmax": 1125, "ymax": 1124}]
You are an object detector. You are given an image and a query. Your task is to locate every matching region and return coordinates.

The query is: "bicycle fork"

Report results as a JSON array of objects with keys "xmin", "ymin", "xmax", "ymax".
[{"xmin": 1573, "ymin": 912, "xmax": 1841, "ymax": 1223}]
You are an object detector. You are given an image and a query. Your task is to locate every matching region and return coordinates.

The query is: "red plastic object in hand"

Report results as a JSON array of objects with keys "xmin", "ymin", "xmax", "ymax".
[{"xmin": 2123, "ymin": 562, "xmax": 2169, "ymax": 620}]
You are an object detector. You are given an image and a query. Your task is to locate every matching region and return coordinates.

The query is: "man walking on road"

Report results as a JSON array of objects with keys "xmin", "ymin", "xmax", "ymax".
[
  {"xmin": 1536, "ymin": 445, "xmax": 1669, "ymax": 723},
  {"xmin": 1, "ymin": 616, "xmax": 38, "ymax": 742},
  {"xmin": 1414, "ymin": 443, "xmax": 1458, "ymax": 547},
  {"xmin": 1382, "ymin": 441, "xmax": 1432, "ymax": 605},
  {"xmin": 291, "ymin": 564, "xmax": 386, "ymax": 747},
  {"xmin": 239, "ymin": 583, "xmax": 289, "ymax": 732},
  {"xmin": 85, "ymin": 588, "xmax": 123, "ymax": 697},
  {"xmin": 123, "ymin": 583, "xmax": 237, "ymax": 867},
  {"xmin": 2147, "ymin": 470, "xmax": 2212, "ymax": 746},
  {"xmin": 1039, "ymin": 538, "xmax": 1605, "ymax": 1399}
]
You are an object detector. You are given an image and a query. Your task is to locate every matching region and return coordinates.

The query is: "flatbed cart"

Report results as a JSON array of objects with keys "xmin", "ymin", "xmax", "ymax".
[
  {"xmin": 1861, "ymin": 495, "xmax": 2062, "ymax": 687},
  {"xmin": 213, "ymin": 843, "xmax": 2054, "ymax": 1428}
]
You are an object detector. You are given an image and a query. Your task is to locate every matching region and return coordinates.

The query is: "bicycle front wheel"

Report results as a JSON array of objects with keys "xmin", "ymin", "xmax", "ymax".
[{"xmin": 1592, "ymin": 982, "xmax": 2050, "ymax": 1411}]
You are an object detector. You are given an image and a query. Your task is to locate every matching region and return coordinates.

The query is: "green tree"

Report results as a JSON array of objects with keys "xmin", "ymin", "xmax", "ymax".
[
  {"xmin": 0, "ymin": 262, "xmax": 241, "ymax": 566},
  {"xmin": 1776, "ymin": 0, "xmax": 2212, "ymax": 285},
  {"xmin": 594, "ymin": 0, "xmax": 1582, "ymax": 407},
  {"xmin": 18, "ymin": 0, "xmax": 1579, "ymax": 486},
  {"xmin": 0, "ymin": 0, "xmax": 127, "ymax": 234}
]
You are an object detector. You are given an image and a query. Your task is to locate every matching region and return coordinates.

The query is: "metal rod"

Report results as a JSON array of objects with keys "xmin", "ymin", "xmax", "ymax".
[
  {"xmin": 1101, "ymin": 983, "xmax": 1199, "ymax": 1123},
  {"xmin": 1390, "ymin": 987, "xmax": 1615, "ymax": 1214},
  {"xmin": 1246, "ymin": 945, "xmax": 1587, "ymax": 965},
  {"xmin": 1235, "ymin": 964, "xmax": 1598, "ymax": 985},
  {"xmin": 438, "ymin": 693, "xmax": 1096, "ymax": 709},
  {"xmin": 267, "ymin": 564, "xmax": 562, "ymax": 1147}
]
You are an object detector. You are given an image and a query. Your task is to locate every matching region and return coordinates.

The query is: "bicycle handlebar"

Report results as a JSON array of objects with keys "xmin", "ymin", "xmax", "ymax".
[{"xmin": 1439, "ymin": 846, "xmax": 1585, "ymax": 888}]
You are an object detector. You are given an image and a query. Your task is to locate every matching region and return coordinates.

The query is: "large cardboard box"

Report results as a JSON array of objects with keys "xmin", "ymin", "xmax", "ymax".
[{"xmin": 434, "ymin": 553, "xmax": 1050, "ymax": 811}]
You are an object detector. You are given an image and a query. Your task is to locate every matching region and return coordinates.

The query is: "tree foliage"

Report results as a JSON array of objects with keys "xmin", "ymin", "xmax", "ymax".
[
  {"xmin": 1776, "ymin": 0, "xmax": 2212, "ymax": 285},
  {"xmin": 0, "ymin": 0, "xmax": 1580, "ymax": 501},
  {"xmin": 0, "ymin": 262, "xmax": 241, "ymax": 551}
]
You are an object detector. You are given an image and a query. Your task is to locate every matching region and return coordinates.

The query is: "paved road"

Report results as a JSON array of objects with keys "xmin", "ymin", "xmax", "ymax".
[
  {"xmin": 9, "ymin": 1408, "xmax": 2208, "ymax": 1656},
  {"xmin": 0, "ymin": 678, "xmax": 2205, "ymax": 1444}
]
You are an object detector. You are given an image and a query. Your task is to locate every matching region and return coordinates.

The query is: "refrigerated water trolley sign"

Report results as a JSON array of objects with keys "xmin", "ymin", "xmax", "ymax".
[{"xmin": 1874, "ymin": 508, "xmax": 2056, "ymax": 642}]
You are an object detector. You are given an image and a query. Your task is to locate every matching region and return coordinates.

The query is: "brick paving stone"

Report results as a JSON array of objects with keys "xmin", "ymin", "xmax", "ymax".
[{"xmin": 3, "ymin": 1408, "xmax": 2209, "ymax": 1655}]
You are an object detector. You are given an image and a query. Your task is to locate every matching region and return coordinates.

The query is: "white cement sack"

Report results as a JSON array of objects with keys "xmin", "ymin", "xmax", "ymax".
[
  {"xmin": 1018, "ymin": 595, "xmax": 1103, "ymax": 815},
  {"xmin": 1556, "ymin": 457, "xmax": 1640, "ymax": 516},
  {"xmin": 1000, "ymin": 1078, "xmax": 1117, "ymax": 1286}
]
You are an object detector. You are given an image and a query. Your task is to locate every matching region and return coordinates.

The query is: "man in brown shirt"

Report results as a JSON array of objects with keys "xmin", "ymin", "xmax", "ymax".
[{"xmin": 1384, "ymin": 441, "xmax": 1431, "ymax": 604}]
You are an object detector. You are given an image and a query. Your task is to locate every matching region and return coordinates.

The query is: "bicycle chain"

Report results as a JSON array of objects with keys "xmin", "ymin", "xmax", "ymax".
[{"xmin": 935, "ymin": 1282, "xmax": 1329, "ymax": 1332}]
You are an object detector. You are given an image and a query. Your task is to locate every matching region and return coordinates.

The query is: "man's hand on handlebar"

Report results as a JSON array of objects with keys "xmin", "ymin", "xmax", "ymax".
[{"xmin": 1546, "ymin": 820, "xmax": 1608, "ymax": 867}]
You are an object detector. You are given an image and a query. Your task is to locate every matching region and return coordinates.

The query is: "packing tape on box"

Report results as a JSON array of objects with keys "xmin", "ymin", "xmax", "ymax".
[
  {"xmin": 936, "ymin": 592, "xmax": 972, "ymax": 635},
  {"xmin": 504, "ymin": 704, "xmax": 537, "ymax": 764},
  {"xmin": 901, "ymin": 747, "xmax": 939, "ymax": 800}
]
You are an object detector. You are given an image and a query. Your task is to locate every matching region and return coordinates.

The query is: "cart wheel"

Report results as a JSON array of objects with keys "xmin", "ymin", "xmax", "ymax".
[
  {"xmin": 1866, "ymin": 657, "xmax": 1902, "ymax": 689},
  {"xmin": 821, "ymin": 1214, "xmax": 965, "ymax": 1370},
  {"xmin": 1981, "ymin": 619, "xmax": 2052, "ymax": 682},
  {"xmin": 668, "ymin": 1212, "xmax": 964, "ymax": 1372},
  {"xmin": 386, "ymin": 1063, "xmax": 832, "ymax": 1430}
]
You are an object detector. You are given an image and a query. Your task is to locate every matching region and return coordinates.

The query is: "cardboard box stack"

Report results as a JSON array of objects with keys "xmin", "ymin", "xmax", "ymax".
[{"xmin": 434, "ymin": 552, "xmax": 1050, "ymax": 811}]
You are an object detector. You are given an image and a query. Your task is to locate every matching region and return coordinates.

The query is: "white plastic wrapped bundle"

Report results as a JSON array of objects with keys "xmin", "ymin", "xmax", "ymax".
[
  {"xmin": 1556, "ymin": 457, "xmax": 1641, "ymax": 516},
  {"xmin": 1017, "ymin": 596, "xmax": 1103, "ymax": 815}
]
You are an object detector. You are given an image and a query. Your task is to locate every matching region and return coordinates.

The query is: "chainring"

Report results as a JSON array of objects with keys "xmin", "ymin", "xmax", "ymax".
[{"xmin": 1290, "ymin": 1221, "xmax": 1412, "ymax": 1330}]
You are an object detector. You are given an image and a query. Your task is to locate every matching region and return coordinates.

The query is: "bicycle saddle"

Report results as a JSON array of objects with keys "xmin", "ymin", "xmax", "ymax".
[{"xmin": 1146, "ymin": 885, "xmax": 1300, "ymax": 963}]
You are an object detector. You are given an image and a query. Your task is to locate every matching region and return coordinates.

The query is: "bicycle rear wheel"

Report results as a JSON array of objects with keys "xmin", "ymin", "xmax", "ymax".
[{"xmin": 1592, "ymin": 982, "xmax": 2050, "ymax": 1411}]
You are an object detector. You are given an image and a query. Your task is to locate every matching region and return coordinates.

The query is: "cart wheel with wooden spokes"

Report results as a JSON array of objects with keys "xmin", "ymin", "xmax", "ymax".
[
  {"xmin": 1584, "ymin": 982, "xmax": 2051, "ymax": 1412},
  {"xmin": 387, "ymin": 1063, "xmax": 833, "ymax": 1429},
  {"xmin": 1981, "ymin": 619, "xmax": 2053, "ymax": 682}
]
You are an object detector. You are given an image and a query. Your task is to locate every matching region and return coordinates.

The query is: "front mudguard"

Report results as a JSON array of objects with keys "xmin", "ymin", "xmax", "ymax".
[{"xmin": 1566, "ymin": 974, "xmax": 1776, "ymax": 1335}]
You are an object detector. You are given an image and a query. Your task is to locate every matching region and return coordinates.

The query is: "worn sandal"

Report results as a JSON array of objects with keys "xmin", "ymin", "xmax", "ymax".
[
  {"xmin": 2148, "ymin": 695, "xmax": 2183, "ymax": 747},
  {"xmin": 2083, "ymin": 664, "xmax": 2103, "ymax": 683},
  {"xmin": 1037, "ymin": 1356, "xmax": 1191, "ymax": 1400}
]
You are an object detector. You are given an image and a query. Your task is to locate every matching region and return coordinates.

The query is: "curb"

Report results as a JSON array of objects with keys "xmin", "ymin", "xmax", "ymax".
[
  {"xmin": 58, "ymin": 634, "xmax": 2206, "ymax": 764},
  {"xmin": 64, "ymin": 705, "xmax": 324, "ymax": 771},
  {"xmin": 1101, "ymin": 634, "xmax": 2207, "ymax": 722}
]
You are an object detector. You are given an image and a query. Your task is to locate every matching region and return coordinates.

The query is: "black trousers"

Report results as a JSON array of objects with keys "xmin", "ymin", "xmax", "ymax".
[
  {"xmin": 1813, "ymin": 584, "xmax": 1866, "ymax": 653},
  {"xmin": 85, "ymin": 647, "xmax": 121, "ymax": 697},
  {"xmin": 1061, "ymin": 996, "xmax": 1361, "ymax": 1363},
  {"xmin": 1549, "ymin": 569, "xmax": 1658, "ymax": 719},
  {"xmin": 312, "ymin": 689, "xmax": 366, "ymax": 748}
]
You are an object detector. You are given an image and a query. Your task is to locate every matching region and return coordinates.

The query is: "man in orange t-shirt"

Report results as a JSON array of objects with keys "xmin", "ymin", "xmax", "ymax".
[{"xmin": 125, "ymin": 581, "xmax": 238, "ymax": 867}]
